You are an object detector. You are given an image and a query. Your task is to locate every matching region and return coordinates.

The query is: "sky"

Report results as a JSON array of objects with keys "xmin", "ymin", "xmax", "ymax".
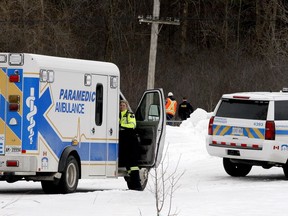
[{"xmin": 1, "ymin": 108, "xmax": 288, "ymax": 216}]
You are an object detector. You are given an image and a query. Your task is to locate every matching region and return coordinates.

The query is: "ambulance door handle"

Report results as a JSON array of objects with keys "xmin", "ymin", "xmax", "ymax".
[
  {"xmin": 109, "ymin": 128, "xmax": 113, "ymax": 136},
  {"xmin": 91, "ymin": 127, "xmax": 95, "ymax": 134}
]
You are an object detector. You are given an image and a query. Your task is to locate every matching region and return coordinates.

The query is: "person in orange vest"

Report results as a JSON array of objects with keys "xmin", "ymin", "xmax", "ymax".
[{"xmin": 165, "ymin": 92, "xmax": 177, "ymax": 123}]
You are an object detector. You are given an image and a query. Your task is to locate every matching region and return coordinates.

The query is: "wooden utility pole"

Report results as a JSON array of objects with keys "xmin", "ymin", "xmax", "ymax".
[{"xmin": 139, "ymin": 0, "xmax": 180, "ymax": 89}]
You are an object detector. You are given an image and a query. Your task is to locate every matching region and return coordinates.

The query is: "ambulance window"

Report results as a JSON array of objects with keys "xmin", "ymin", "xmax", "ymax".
[
  {"xmin": 95, "ymin": 84, "xmax": 103, "ymax": 126},
  {"xmin": 275, "ymin": 101, "xmax": 288, "ymax": 120}
]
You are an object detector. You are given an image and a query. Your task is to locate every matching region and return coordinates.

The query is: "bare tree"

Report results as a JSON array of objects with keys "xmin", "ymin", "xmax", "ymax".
[{"xmin": 148, "ymin": 144, "xmax": 185, "ymax": 216}]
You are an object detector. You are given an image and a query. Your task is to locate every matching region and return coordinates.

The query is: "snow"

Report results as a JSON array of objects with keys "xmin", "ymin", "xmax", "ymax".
[{"xmin": 1, "ymin": 108, "xmax": 288, "ymax": 216}]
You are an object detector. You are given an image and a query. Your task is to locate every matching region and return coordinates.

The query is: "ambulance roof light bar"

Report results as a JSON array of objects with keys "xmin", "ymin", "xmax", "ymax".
[{"xmin": 8, "ymin": 53, "xmax": 24, "ymax": 66}]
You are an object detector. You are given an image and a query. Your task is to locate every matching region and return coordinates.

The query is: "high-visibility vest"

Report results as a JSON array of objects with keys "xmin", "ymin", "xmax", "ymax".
[
  {"xmin": 119, "ymin": 110, "xmax": 136, "ymax": 129},
  {"xmin": 165, "ymin": 98, "xmax": 177, "ymax": 115}
]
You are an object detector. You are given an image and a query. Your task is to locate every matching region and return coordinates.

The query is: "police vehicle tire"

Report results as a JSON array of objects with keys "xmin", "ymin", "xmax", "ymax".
[
  {"xmin": 59, "ymin": 155, "xmax": 79, "ymax": 193},
  {"xmin": 223, "ymin": 158, "xmax": 252, "ymax": 177},
  {"xmin": 282, "ymin": 163, "xmax": 288, "ymax": 178},
  {"xmin": 41, "ymin": 181, "xmax": 61, "ymax": 194}
]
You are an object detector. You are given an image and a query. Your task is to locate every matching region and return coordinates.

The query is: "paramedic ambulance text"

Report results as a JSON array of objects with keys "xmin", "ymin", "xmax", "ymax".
[{"xmin": 55, "ymin": 88, "xmax": 96, "ymax": 114}]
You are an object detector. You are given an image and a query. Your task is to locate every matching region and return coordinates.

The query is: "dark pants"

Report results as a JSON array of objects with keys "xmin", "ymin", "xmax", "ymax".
[{"xmin": 118, "ymin": 128, "xmax": 139, "ymax": 168}]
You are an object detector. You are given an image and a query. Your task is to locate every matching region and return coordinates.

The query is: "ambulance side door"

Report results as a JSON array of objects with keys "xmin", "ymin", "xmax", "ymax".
[
  {"xmin": 135, "ymin": 88, "xmax": 166, "ymax": 168},
  {"xmin": 89, "ymin": 74, "xmax": 109, "ymax": 176}
]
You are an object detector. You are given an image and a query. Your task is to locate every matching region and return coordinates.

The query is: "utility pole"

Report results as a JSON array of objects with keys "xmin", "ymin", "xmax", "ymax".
[{"xmin": 139, "ymin": 0, "xmax": 180, "ymax": 89}]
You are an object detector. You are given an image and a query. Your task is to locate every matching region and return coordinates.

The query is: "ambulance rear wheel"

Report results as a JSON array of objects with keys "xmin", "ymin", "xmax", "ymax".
[
  {"xmin": 59, "ymin": 155, "xmax": 79, "ymax": 193},
  {"xmin": 223, "ymin": 158, "xmax": 252, "ymax": 177}
]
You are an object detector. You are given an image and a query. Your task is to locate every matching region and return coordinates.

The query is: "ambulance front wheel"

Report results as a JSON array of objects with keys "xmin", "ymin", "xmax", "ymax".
[
  {"xmin": 59, "ymin": 155, "xmax": 79, "ymax": 193},
  {"xmin": 125, "ymin": 168, "xmax": 149, "ymax": 191}
]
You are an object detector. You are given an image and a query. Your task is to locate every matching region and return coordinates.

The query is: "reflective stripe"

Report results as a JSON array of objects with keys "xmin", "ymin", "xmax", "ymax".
[{"xmin": 128, "ymin": 166, "xmax": 140, "ymax": 173}]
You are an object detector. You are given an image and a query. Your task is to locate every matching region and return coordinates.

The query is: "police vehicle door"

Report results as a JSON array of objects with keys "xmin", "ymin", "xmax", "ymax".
[
  {"xmin": 89, "ymin": 74, "xmax": 110, "ymax": 176},
  {"xmin": 135, "ymin": 89, "xmax": 166, "ymax": 168}
]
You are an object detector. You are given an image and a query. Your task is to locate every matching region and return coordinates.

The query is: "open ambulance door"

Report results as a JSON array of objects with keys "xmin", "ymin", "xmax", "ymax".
[{"xmin": 135, "ymin": 88, "xmax": 166, "ymax": 169}]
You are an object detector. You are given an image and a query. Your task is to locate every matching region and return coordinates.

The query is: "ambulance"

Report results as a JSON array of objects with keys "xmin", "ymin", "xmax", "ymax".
[
  {"xmin": 206, "ymin": 90, "xmax": 288, "ymax": 178},
  {"xmin": 0, "ymin": 53, "xmax": 166, "ymax": 193}
]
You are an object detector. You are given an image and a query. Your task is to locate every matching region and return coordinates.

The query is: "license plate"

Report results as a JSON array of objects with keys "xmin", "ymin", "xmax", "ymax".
[
  {"xmin": 232, "ymin": 127, "xmax": 243, "ymax": 136},
  {"xmin": 227, "ymin": 149, "xmax": 240, "ymax": 156}
]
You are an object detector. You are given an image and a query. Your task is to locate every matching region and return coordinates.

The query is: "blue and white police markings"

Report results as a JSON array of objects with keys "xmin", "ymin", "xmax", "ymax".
[
  {"xmin": 55, "ymin": 89, "xmax": 96, "ymax": 114},
  {"xmin": 281, "ymin": 144, "xmax": 288, "ymax": 151}
]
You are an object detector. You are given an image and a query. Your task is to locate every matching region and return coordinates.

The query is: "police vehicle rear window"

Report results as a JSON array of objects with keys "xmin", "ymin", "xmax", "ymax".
[
  {"xmin": 275, "ymin": 101, "xmax": 288, "ymax": 120},
  {"xmin": 216, "ymin": 99, "xmax": 269, "ymax": 120}
]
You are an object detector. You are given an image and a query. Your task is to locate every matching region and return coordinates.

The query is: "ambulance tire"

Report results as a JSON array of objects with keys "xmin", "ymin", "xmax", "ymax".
[
  {"xmin": 59, "ymin": 155, "xmax": 79, "ymax": 193},
  {"xmin": 223, "ymin": 158, "xmax": 252, "ymax": 177},
  {"xmin": 125, "ymin": 168, "xmax": 149, "ymax": 191}
]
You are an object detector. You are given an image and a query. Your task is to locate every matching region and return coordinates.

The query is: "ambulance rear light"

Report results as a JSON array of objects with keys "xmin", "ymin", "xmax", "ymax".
[
  {"xmin": 233, "ymin": 96, "xmax": 250, "ymax": 99},
  {"xmin": 9, "ymin": 74, "xmax": 20, "ymax": 82},
  {"xmin": 9, "ymin": 95, "xmax": 20, "ymax": 112},
  {"xmin": 9, "ymin": 95, "xmax": 20, "ymax": 103},
  {"xmin": 265, "ymin": 121, "xmax": 275, "ymax": 140},
  {"xmin": 8, "ymin": 53, "xmax": 24, "ymax": 66},
  {"xmin": 208, "ymin": 116, "xmax": 215, "ymax": 135},
  {"xmin": 6, "ymin": 160, "xmax": 19, "ymax": 167},
  {"xmin": 9, "ymin": 103, "xmax": 19, "ymax": 111}
]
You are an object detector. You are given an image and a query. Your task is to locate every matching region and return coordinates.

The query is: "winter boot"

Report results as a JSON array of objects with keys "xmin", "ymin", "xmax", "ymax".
[{"xmin": 129, "ymin": 170, "xmax": 142, "ymax": 191}]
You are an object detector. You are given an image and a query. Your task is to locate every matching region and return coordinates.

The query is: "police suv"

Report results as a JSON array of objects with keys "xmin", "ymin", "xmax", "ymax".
[{"xmin": 206, "ymin": 89, "xmax": 288, "ymax": 177}]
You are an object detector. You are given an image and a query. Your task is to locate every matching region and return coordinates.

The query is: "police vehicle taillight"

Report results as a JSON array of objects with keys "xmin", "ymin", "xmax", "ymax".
[
  {"xmin": 265, "ymin": 121, "xmax": 275, "ymax": 140},
  {"xmin": 208, "ymin": 116, "xmax": 215, "ymax": 135}
]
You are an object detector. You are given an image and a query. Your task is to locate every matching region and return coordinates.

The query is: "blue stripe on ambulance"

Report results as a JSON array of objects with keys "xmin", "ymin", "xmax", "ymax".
[{"xmin": 38, "ymin": 85, "xmax": 117, "ymax": 161}]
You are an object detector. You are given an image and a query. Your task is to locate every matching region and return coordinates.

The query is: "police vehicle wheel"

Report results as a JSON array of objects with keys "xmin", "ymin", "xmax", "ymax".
[
  {"xmin": 282, "ymin": 163, "xmax": 288, "ymax": 178},
  {"xmin": 223, "ymin": 158, "xmax": 252, "ymax": 177},
  {"xmin": 41, "ymin": 181, "xmax": 60, "ymax": 194},
  {"xmin": 59, "ymin": 155, "xmax": 79, "ymax": 193}
]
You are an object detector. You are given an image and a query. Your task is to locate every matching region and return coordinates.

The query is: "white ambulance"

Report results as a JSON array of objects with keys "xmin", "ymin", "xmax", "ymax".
[
  {"xmin": 206, "ymin": 90, "xmax": 288, "ymax": 178},
  {"xmin": 0, "ymin": 53, "xmax": 166, "ymax": 193}
]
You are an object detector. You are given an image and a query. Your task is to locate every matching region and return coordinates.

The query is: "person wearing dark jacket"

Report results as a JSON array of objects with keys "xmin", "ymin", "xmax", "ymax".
[{"xmin": 178, "ymin": 97, "xmax": 194, "ymax": 120}]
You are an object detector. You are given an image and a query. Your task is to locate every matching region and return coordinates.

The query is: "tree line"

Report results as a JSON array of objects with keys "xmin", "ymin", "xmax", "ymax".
[{"xmin": 0, "ymin": 0, "xmax": 288, "ymax": 112}]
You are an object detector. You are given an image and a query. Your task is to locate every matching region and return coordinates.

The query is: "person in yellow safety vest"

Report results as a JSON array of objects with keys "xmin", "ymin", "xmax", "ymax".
[
  {"xmin": 165, "ymin": 92, "xmax": 177, "ymax": 123},
  {"xmin": 119, "ymin": 100, "xmax": 142, "ymax": 190}
]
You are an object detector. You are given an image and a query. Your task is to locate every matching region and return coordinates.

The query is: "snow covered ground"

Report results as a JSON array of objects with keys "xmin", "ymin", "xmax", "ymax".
[{"xmin": 1, "ymin": 108, "xmax": 288, "ymax": 216}]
